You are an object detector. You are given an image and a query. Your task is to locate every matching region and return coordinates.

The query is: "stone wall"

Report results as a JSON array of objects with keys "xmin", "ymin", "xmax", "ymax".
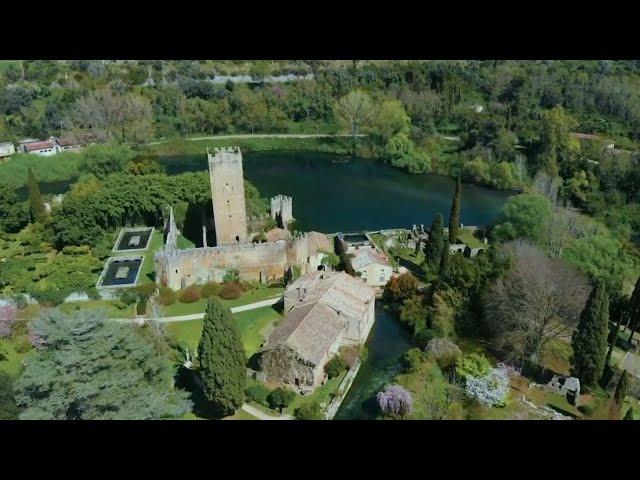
[
  {"xmin": 155, "ymin": 240, "xmax": 287, "ymax": 290},
  {"xmin": 259, "ymin": 345, "xmax": 321, "ymax": 389},
  {"xmin": 270, "ymin": 194, "xmax": 293, "ymax": 226}
]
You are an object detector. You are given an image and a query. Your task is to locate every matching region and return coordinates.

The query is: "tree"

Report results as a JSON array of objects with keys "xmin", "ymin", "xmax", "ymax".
[
  {"xmin": 539, "ymin": 106, "xmax": 578, "ymax": 177},
  {"xmin": 370, "ymin": 99, "xmax": 410, "ymax": 144},
  {"xmin": 381, "ymin": 132, "xmax": 431, "ymax": 174},
  {"xmin": 384, "ymin": 272, "xmax": 420, "ymax": 302},
  {"xmin": 324, "ymin": 355, "xmax": 348, "ymax": 379},
  {"xmin": 571, "ymin": 279, "xmax": 609, "ymax": 386},
  {"xmin": 334, "ymin": 90, "xmax": 373, "ymax": 157},
  {"xmin": 0, "ymin": 304, "xmax": 17, "ymax": 338},
  {"xmin": 14, "ymin": 309, "xmax": 192, "ymax": 419},
  {"xmin": 624, "ymin": 407, "xmax": 634, "ymax": 420},
  {"xmin": 439, "ymin": 241, "xmax": 450, "ymax": 276},
  {"xmin": 614, "ymin": 371, "xmax": 628, "ymax": 404},
  {"xmin": 424, "ymin": 213, "xmax": 445, "ymax": 265},
  {"xmin": 627, "ymin": 276, "xmax": 640, "ymax": 349},
  {"xmin": 0, "ymin": 372, "xmax": 20, "ymax": 420},
  {"xmin": 295, "ymin": 401, "xmax": 324, "ymax": 420},
  {"xmin": 485, "ymin": 240, "xmax": 590, "ymax": 364},
  {"xmin": 376, "ymin": 384, "xmax": 413, "ymax": 418},
  {"xmin": 27, "ymin": 167, "xmax": 46, "ymax": 223},
  {"xmin": 0, "ymin": 186, "xmax": 29, "ymax": 233},
  {"xmin": 491, "ymin": 193, "xmax": 553, "ymax": 243},
  {"xmin": 448, "ymin": 175, "xmax": 462, "ymax": 244},
  {"xmin": 267, "ymin": 387, "xmax": 296, "ymax": 413},
  {"xmin": 198, "ymin": 297, "xmax": 246, "ymax": 416}
]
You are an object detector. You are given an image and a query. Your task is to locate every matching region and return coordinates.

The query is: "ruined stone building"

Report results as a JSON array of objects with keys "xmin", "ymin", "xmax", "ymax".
[
  {"xmin": 259, "ymin": 271, "xmax": 375, "ymax": 392},
  {"xmin": 271, "ymin": 194, "xmax": 293, "ymax": 227},
  {"xmin": 154, "ymin": 147, "xmax": 334, "ymax": 290}
]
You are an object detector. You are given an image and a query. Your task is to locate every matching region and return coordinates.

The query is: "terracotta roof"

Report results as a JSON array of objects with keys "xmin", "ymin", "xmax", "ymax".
[
  {"xmin": 22, "ymin": 140, "xmax": 55, "ymax": 151},
  {"xmin": 351, "ymin": 247, "xmax": 391, "ymax": 270},
  {"xmin": 306, "ymin": 231, "xmax": 332, "ymax": 252},
  {"xmin": 265, "ymin": 302, "xmax": 345, "ymax": 366}
]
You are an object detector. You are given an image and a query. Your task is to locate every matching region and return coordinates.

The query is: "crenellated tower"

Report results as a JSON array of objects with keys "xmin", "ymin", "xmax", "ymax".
[{"xmin": 208, "ymin": 147, "xmax": 248, "ymax": 246}]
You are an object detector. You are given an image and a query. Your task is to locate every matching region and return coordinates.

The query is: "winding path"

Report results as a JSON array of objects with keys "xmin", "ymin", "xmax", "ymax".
[{"xmin": 241, "ymin": 403, "xmax": 293, "ymax": 420}]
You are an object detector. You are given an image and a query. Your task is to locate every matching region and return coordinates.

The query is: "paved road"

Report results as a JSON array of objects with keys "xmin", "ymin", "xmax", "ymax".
[
  {"xmin": 146, "ymin": 133, "xmax": 366, "ymax": 146},
  {"xmin": 241, "ymin": 403, "xmax": 293, "ymax": 420},
  {"xmin": 112, "ymin": 295, "xmax": 282, "ymax": 323}
]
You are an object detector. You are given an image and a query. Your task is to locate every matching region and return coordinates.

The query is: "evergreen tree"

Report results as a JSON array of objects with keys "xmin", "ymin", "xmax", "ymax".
[
  {"xmin": 198, "ymin": 297, "xmax": 246, "ymax": 416},
  {"xmin": 448, "ymin": 174, "xmax": 462, "ymax": 244},
  {"xmin": 614, "ymin": 370, "xmax": 628, "ymax": 404},
  {"xmin": 27, "ymin": 167, "xmax": 46, "ymax": 223},
  {"xmin": 14, "ymin": 309, "xmax": 191, "ymax": 419},
  {"xmin": 424, "ymin": 213, "xmax": 445, "ymax": 265},
  {"xmin": 572, "ymin": 280, "xmax": 609, "ymax": 386},
  {"xmin": 627, "ymin": 276, "xmax": 640, "ymax": 348},
  {"xmin": 624, "ymin": 407, "xmax": 634, "ymax": 420},
  {"xmin": 439, "ymin": 241, "xmax": 450, "ymax": 276}
]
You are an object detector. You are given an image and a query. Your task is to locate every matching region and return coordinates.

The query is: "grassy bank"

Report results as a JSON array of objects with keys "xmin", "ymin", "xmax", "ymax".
[
  {"xmin": 0, "ymin": 152, "xmax": 82, "ymax": 189},
  {"xmin": 142, "ymin": 136, "xmax": 352, "ymax": 157}
]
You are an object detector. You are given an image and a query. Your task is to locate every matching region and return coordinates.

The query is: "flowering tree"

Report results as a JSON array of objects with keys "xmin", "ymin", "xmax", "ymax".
[
  {"xmin": 0, "ymin": 304, "xmax": 17, "ymax": 338},
  {"xmin": 464, "ymin": 363, "xmax": 517, "ymax": 407},
  {"xmin": 377, "ymin": 384, "xmax": 413, "ymax": 417}
]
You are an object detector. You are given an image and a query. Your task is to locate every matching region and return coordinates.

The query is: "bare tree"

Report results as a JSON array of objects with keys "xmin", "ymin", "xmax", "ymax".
[
  {"xmin": 484, "ymin": 240, "xmax": 590, "ymax": 365},
  {"xmin": 145, "ymin": 288, "xmax": 165, "ymax": 355},
  {"xmin": 533, "ymin": 170, "xmax": 562, "ymax": 206}
]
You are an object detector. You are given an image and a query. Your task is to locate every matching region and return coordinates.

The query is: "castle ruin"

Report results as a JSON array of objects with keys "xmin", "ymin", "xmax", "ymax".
[
  {"xmin": 154, "ymin": 147, "xmax": 333, "ymax": 290},
  {"xmin": 271, "ymin": 194, "xmax": 293, "ymax": 227}
]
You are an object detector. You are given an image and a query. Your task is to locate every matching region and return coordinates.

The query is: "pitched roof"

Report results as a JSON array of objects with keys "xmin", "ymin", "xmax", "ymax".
[
  {"xmin": 56, "ymin": 137, "xmax": 79, "ymax": 147},
  {"xmin": 22, "ymin": 140, "xmax": 56, "ymax": 151},
  {"xmin": 351, "ymin": 247, "xmax": 391, "ymax": 270},
  {"xmin": 306, "ymin": 231, "xmax": 332, "ymax": 252},
  {"xmin": 265, "ymin": 302, "xmax": 345, "ymax": 366},
  {"xmin": 265, "ymin": 228, "xmax": 291, "ymax": 243}
]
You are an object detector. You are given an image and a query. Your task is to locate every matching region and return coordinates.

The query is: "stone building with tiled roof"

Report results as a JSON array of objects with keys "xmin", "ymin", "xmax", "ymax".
[{"xmin": 259, "ymin": 271, "xmax": 375, "ymax": 391}]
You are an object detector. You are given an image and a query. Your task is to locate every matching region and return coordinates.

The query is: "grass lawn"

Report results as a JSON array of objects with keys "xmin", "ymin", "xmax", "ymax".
[
  {"xmin": 0, "ymin": 337, "xmax": 33, "ymax": 378},
  {"xmin": 162, "ymin": 286, "xmax": 284, "ymax": 317},
  {"xmin": 526, "ymin": 385, "xmax": 582, "ymax": 419},
  {"xmin": 222, "ymin": 409, "xmax": 258, "ymax": 420},
  {"xmin": 455, "ymin": 227, "xmax": 486, "ymax": 249},
  {"xmin": 59, "ymin": 300, "xmax": 136, "ymax": 319},
  {"xmin": 165, "ymin": 305, "xmax": 282, "ymax": 357},
  {"xmin": 136, "ymin": 230, "xmax": 165, "ymax": 284},
  {"xmin": 539, "ymin": 338, "xmax": 572, "ymax": 375}
]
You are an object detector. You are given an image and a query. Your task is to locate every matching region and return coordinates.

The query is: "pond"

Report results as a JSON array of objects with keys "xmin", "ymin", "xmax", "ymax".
[{"xmin": 156, "ymin": 151, "xmax": 514, "ymax": 233}]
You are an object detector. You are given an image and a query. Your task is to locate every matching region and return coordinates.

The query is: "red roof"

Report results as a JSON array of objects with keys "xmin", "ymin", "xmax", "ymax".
[{"xmin": 23, "ymin": 140, "xmax": 55, "ymax": 151}]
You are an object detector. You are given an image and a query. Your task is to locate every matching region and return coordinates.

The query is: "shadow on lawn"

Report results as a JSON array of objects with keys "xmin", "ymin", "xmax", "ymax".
[{"xmin": 175, "ymin": 366, "xmax": 225, "ymax": 420}]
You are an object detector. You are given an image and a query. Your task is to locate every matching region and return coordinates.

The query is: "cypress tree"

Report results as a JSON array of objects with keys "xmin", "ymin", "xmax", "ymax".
[
  {"xmin": 448, "ymin": 174, "xmax": 462, "ymax": 244},
  {"xmin": 624, "ymin": 407, "xmax": 634, "ymax": 420},
  {"xmin": 614, "ymin": 370, "xmax": 628, "ymax": 404},
  {"xmin": 439, "ymin": 241, "xmax": 450, "ymax": 276},
  {"xmin": 627, "ymin": 276, "xmax": 640, "ymax": 348},
  {"xmin": 198, "ymin": 297, "xmax": 246, "ymax": 417},
  {"xmin": 572, "ymin": 280, "xmax": 609, "ymax": 386},
  {"xmin": 424, "ymin": 213, "xmax": 444, "ymax": 265},
  {"xmin": 27, "ymin": 167, "xmax": 46, "ymax": 222}
]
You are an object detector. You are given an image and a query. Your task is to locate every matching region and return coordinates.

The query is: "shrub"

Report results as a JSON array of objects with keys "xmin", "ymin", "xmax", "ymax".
[
  {"xmin": 245, "ymin": 384, "xmax": 271, "ymax": 406},
  {"xmin": 267, "ymin": 387, "xmax": 296, "ymax": 412},
  {"xmin": 424, "ymin": 338, "xmax": 462, "ymax": 369},
  {"xmin": 578, "ymin": 404, "xmax": 595, "ymax": 416},
  {"xmin": 219, "ymin": 282, "xmax": 245, "ymax": 300},
  {"xmin": 158, "ymin": 286, "xmax": 176, "ymax": 306},
  {"xmin": 325, "ymin": 355, "xmax": 348, "ymax": 379},
  {"xmin": 10, "ymin": 294, "xmax": 28, "ymax": 310},
  {"xmin": 376, "ymin": 384, "xmax": 413, "ymax": 417},
  {"xmin": 118, "ymin": 288, "xmax": 139, "ymax": 305},
  {"xmin": 13, "ymin": 334, "xmax": 33, "ymax": 353},
  {"xmin": 201, "ymin": 282, "xmax": 222, "ymax": 298},
  {"xmin": 295, "ymin": 401, "xmax": 324, "ymax": 420},
  {"xmin": 401, "ymin": 348, "xmax": 426, "ymax": 373},
  {"xmin": 113, "ymin": 300, "xmax": 127, "ymax": 310},
  {"xmin": 179, "ymin": 285, "xmax": 201, "ymax": 303},
  {"xmin": 464, "ymin": 364, "xmax": 510, "ymax": 407},
  {"xmin": 455, "ymin": 353, "xmax": 492, "ymax": 380},
  {"xmin": 223, "ymin": 269, "xmax": 240, "ymax": 283}
]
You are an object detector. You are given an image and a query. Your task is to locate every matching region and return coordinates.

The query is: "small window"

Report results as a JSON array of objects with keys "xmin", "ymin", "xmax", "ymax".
[{"xmin": 235, "ymin": 236, "xmax": 240, "ymax": 242}]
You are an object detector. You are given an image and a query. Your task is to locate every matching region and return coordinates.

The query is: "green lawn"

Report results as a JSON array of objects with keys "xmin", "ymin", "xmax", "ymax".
[
  {"xmin": 455, "ymin": 227, "xmax": 486, "ymax": 249},
  {"xmin": 162, "ymin": 286, "xmax": 284, "ymax": 317},
  {"xmin": 137, "ymin": 230, "xmax": 165, "ymax": 284},
  {"xmin": 0, "ymin": 337, "xmax": 32, "ymax": 378},
  {"xmin": 59, "ymin": 300, "xmax": 136, "ymax": 319},
  {"xmin": 222, "ymin": 409, "xmax": 258, "ymax": 420},
  {"xmin": 165, "ymin": 305, "xmax": 282, "ymax": 357}
]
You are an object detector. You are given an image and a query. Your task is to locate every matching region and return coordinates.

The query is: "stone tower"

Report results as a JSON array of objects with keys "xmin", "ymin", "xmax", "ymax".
[
  {"xmin": 208, "ymin": 147, "xmax": 248, "ymax": 246},
  {"xmin": 271, "ymin": 194, "xmax": 293, "ymax": 227}
]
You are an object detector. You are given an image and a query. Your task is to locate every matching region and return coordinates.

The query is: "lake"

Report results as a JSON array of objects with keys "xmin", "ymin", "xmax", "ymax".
[{"xmin": 158, "ymin": 150, "xmax": 514, "ymax": 233}]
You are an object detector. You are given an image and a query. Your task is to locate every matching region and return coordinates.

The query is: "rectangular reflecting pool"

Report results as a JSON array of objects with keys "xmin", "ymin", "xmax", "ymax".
[
  {"xmin": 113, "ymin": 227, "xmax": 153, "ymax": 251},
  {"xmin": 97, "ymin": 256, "xmax": 144, "ymax": 288}
]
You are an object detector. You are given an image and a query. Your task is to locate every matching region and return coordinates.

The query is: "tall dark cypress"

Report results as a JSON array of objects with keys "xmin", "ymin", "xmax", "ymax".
[
  {"xmin": 439, "ymin": 241, "xmax": 450, "ymax": 276},
  {"xmin": 627, "ymin": 276, "xmax": 640, "ymax": 348},
  {"xmin": 572, "ymin": 280, "xmax": 609, "ymax": 386},
  {"xmin": 614, "ymin": 370, "xmax": 628, "ymax": 404},
  {"xmin": 623, "ymin": 407, "xmax": 634, "ymax": 420},
  {"xmin": 198, "ymin": 297, "xmax": 246, "ymax": 417},
  {"xmin": 424, "ymin": 213, "xmax": 444, "ymax": 265},
  {"xmin": 27, "ymin": 167, "xmax": 46, "ymax": 223},
  {"xmin": 448, "ymin": 174, "xmax": 461, "ymax": 244}
]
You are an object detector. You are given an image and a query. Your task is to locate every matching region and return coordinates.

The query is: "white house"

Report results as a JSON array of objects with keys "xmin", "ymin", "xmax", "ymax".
[
  {"xmin": 19, "ymin": 138, "xmax": 60, "ymax": 156},
  {"xmin": 351, "ymin": 247, "xmax": 393, "ymax": 287},
  {"xmin": 0, "ymin": 142, "xmax": 15, "ymax": 160}
]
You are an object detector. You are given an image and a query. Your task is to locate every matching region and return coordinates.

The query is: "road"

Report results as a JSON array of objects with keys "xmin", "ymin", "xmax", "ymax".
[
  {"xmin": 112, "ymin": 295, "xmax": 282, "ymax": 323},
  {"xmin": 146, "ymin": 133, "xmax": 366, "ymax": 146},
  {"xmin": 241, "ymin": 403, "xmax": 293, "ymax": 420}
]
